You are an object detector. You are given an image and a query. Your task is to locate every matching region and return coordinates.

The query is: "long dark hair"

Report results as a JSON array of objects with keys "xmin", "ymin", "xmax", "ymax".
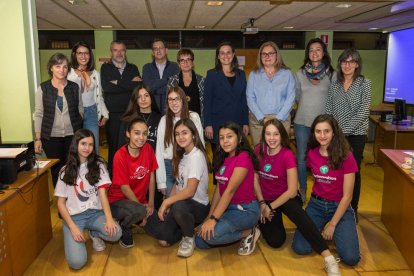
[
  {"xmin": 337, "ymin": 48, "xmax": 364, "ymax": 83},
  {"xmin": 213, "ymin": 121, "xmax": 259, "ymax": 173},
  {"xmin": 258, "ymin": 118, "xmax": 290, "ymax": 160},
  {"xmin": 172, "ymin": 119, "xmax": 211, "ymax": 178},
  {"xmin": 164, "ymin": 86, "xmax": 190, "ymax": 148},
  {"xmin": 70, "ymin": 41, "xmax": 95, "ymax": 71},
  {"xmin": 60, "ymin": 129, "xmax": 106, "ymax": 186},
  {"xmin": 307, "ymin": 114, "xmax": 351, "ymax": 170},
  {"xmin": 214, "ymin": 41, "xmax": 239, "ymax": 74},
  {"xmin": 121, "ymin": 83, "xmax": 160, "ymax": 122},
  {"xmin": 301, "ymin": 38, "xmax": 334, "ymax": 77}
]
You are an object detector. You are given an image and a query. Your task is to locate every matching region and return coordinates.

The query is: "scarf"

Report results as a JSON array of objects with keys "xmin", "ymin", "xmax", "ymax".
[{"xmin": 304, "ymin": 63, "xmax": 327, "ymax": 80}]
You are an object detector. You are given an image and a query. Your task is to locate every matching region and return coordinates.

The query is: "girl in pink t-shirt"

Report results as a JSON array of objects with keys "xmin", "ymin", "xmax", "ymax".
[
  {"xmin": 254, "ymin": 119, "xmax": 339, "ymax": 275},
  {"xmin": 55, "ymin": 129, "xmax": 121, "ymax": 270},
  {"xmin": 195, "ymin": 122, "xmax": 260, "ymax": 256},
  {"xmin": 292, "ymin": 114, "xmax": 360, "ymax": 267}
]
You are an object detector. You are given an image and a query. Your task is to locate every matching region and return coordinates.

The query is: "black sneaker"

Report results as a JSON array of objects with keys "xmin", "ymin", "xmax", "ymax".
[{"xmin": 119, "ymin": 226, "xmax": 134, "ymax": 248}]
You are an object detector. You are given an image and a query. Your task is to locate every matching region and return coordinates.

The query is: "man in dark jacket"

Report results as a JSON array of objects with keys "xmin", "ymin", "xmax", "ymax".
[
  {"xmin": 142, "ymin": 38, "xmax": 179, "ymax": 114},
  {"xmin": 101, "ymin": 40, "xmax": 141, "ymax": 174}
]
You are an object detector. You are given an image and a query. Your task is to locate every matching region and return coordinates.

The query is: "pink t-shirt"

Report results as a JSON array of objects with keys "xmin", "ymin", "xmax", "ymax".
[
  {"xmin": 108, "ymin": 144, "xmax": 158, "ymax": 204},
  {"xmin": 256, "ymin": 145, "xmax": 297, "ymax": 200},
  {"xmin": 215, "ymin": 151, "xmax": 256, "ymax": 204},
  {"xmin": 307, "ymin": 147, "xmax": 358, "ymax": 202}
]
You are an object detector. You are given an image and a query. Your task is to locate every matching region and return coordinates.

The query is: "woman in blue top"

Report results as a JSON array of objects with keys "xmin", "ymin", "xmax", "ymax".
[
  {"xmin": 203, "ymin": 41, "xmax": 249, "ymax": 150},
  {"xmin": 246, "ymin": 41, "xmax": 296, "ymax": 146}
]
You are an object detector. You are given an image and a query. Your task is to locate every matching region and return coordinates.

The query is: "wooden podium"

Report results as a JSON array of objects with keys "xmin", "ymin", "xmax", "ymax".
[{"xmin": 0, "ymin": 159, "xmax": 57, "ymax": 276}]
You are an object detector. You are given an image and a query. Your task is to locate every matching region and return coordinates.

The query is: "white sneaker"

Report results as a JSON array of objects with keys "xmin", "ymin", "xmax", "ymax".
[
  {"xmin": 325, "ymin": 255, "xmax": 341, "ymax": 276},
  {"xmin": 238, "ymin": 226, "xmax": 261, "ymax": 256},
  {"xmin": 89, "ymin": 230, "xmax": 106, "ymax": 252},
  {"xmin": 177, "ymin": 236, "xmax": 195, "ymax": 257}
]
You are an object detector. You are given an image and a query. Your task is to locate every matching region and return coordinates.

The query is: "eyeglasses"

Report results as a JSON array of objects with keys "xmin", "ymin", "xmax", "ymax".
[
  {"xmin": 168, "ymin": 96, "xmax": 181, "ymax": 103},
  {"xmin": 341, "ymin": 60, "xmax": 357, "ymax": 66},
  {"xmin": 261, "ymin": 52, "xmax": 276, "ymax": 58},
  {"xmin": 152, "ymin": 47, "xmax": 165, "ymax": 52},
  {"xmin": 179, "ymin": 58, "xmax": 193, "ymax": 64},
  {"xmin": 76, "ymin": 52, "xmax": 90, "ymax": 56}
]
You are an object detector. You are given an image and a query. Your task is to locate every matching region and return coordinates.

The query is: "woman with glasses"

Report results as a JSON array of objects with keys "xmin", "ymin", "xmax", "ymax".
[
  {"xmin": 203, "ymin": 41, "xmax": 249, "ymax": 151},
  {"xmin": 68, "ymin": 41, "xmax": 109, "ymax": 152},
  {"xmin": 246, "ymin": 41, "xmax": 296, "ymax": 146},
  {"xmin": 167, "ymin": 48, "xmax": 205, "ymax": 123},
  {"xmin": 156, "ymin": 86, "xmax": 204, "ymax": 197},
  {"xmin": 294, "ymin": 38, "xmax": 336, "ymax": 202},
  {"xmin": 325, "ymin": 48, "xmax": 371, "ymax": 220}
]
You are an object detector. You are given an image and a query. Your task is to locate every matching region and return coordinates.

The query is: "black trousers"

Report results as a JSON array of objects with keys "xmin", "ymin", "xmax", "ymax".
[
  {"xmin": 105, "ymin": 112, "xmax": 123, "ymax": 176},
  {"xmin": 144, "ymin": 199, "xmax": 209, "ymax": 244},
  {"xmin": 346, "ymin": 135, "xmax": 366, "ymax": 213},
  {"xmin": 110, "ymin": 199, "xmax": 147, "ymax": 228},
  {"xmin": 41, "ymin": 136, "xmax": 73, "ymax": 187},
  {"xmin": 259, "ymin": 195, "xmax": 328, "ymax": 254}
]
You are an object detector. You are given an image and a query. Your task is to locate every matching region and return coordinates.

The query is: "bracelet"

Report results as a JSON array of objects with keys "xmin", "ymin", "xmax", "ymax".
[
  {"xmin": 35, "ymin": 138, "xmax": 41, "ymax": 141},
  {"xmin": 259, "ymin": 200, "xmax": 266, "ymax": 205},
  {"xmin": 265, "ymin": 202, "xmax": 274, "ymax": 211},
  {"xmin": 209, "ymin": 215, "xmax": 219, "ymax": 222}
]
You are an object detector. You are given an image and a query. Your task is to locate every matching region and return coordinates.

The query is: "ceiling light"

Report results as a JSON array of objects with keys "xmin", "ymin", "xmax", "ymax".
[
  {"xmin": 382, "ymin": 30, "xmax": 388, "ymax": 33},
  {"xmin": 283, "ymin": 26, "xmax": 294, "ymax": 29},
  {"xmin": 369, "ymin": 27, "xmax": 379, "ymax": 30},
  {"xmin": 336, "ymin": 4, "xmax": 352, "ymax": 8},
  {"xmin": 101, "ymin": 25, "xmax": 113, "ymax": 28},
  {"xmin": 207, "ymin": 1, "xmax": 223, "ymax": 6},
  {"xmin": 194, "ymin": 25, "xmax": 206, "ymax": 29},
  {"xmin": 68, "ymin": 0, "xmax": 87, "ymax": 5}
]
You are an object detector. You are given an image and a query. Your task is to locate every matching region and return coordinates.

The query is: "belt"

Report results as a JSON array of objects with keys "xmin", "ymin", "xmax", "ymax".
[{"xmin": 311, "ymin": 193, "xmax": 336, "ymax": 203}]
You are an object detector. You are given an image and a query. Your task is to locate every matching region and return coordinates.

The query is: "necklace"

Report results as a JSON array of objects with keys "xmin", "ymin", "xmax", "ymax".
[{"xmin": 139, "ymin": 112, "xmax": 152, "ymax": 125}]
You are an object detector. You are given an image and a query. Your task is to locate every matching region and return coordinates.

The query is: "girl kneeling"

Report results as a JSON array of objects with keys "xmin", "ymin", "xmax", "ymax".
[
  {"xmin": 292, "ymin": 114, "xmax": 360, "ymax": 266},
  {"xmin": 54, "ymin": 129, "xmax": 121, "ymax": 270},
  {"xmin": 195, "ymin": 122, "xmax": 260, "ymax": 256},
  {"xmin": 145, "ymin": 118, "xmax": 210, "ymax": 257}
]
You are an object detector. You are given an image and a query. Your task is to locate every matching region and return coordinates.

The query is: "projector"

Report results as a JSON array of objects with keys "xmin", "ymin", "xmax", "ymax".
[{"xmin": 243, "ymin": 27, "xmax": 259, "ymax": 35}]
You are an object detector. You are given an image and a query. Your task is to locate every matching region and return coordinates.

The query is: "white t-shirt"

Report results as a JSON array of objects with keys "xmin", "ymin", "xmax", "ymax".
[
  {"xmin": 176, "ymin": 147, "xmax": 209, "ymax": 205},
  {"xmin": 54, "ymin": 162, "xmax": 111, "ymax": 215}
]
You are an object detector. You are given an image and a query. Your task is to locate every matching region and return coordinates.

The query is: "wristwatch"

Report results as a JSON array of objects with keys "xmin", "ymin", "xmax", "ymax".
[{"xmin": 209, "ymin": 215, "xmax": 219, "ymax": 222}]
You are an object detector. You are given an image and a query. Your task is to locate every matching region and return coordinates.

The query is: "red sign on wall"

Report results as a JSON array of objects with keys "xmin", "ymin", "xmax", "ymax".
[{"xmin": 320, "ymin": 35, "xmax": 329, "ymax": 44}]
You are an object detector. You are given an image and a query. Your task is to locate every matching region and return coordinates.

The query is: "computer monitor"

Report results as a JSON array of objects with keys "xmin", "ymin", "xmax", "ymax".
[{"xmin": 392, "ymin": 98, "xmax": 407, "ymax": 125}]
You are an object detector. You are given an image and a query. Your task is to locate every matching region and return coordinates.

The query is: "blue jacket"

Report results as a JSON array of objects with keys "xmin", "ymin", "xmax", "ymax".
[
  {"xmin": 203, "ymin": 69, "xmax": 248, "ymax": 143},
  {"xmin": 142, "ymin": 60, "xmax": 179, "ymax": 113}
]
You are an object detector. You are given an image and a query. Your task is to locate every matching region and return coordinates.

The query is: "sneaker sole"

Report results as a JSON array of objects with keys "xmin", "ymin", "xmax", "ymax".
[
  {"xmin": 238, "ymin": 228, "xmax": 261, "ymax": 256},
  {"xmin": 119, "ymin": 240, "xmax": 135, "ymax": 249},
  {"xmin": 177, "ymin": 248, "xmax": 195, "ymax": 258}
]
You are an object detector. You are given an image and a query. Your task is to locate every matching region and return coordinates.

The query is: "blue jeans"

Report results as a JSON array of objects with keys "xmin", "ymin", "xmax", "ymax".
[
  {"xmin": 294, "ymin": 124, "xmax": 311, "ymax": 196},
  {"xmin": 83, "ymin": 104, "xmax": 99, "ymax": 152},
  {"xmin": 164, "ymin": 159, "xmax": 175, "ymax": 197},
  {"xmin": 195, "ymin": 201, "xmax": 260, "ymax": 249},
  {"xmin": 62, "ymin": 209, "xmax": 122, "ymax": 269},
  {"xmin": 291, "ymin": 197, "xmax": 360, "ymax": 266}
]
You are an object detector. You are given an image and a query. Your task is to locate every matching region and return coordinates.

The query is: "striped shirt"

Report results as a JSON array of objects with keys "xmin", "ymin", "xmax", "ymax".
[{"xmin": 325, "ymin": 77, "xmax": 371, "ymax": 136}]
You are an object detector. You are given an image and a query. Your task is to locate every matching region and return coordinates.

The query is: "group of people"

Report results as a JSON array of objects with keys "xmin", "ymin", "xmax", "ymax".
[{"xmin": 33, "ymin": 37, "xmax": 371, "ymax": 275}]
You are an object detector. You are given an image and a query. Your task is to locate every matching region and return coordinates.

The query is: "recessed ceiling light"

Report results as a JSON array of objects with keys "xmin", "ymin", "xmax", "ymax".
[
  {"xmin": 382, "ymin": 30, "xmax": 388, "ymax": 33},
  {"xmin": 68, "ymin": 0, "xmax": 87, "ymax": 5},
  {"xmin": 194, "ymin": 25, "xmax": 206, "ymax": 29},
  {"xmin": 207, "ymin": 1, "xmax": 223, "ymax": 6},
  {"xmin": 101, "ymin": 25, "xmax": 113, "ymax": 28},
  {"xmin": 336, "ymin": 4, "xmax": 352, "ymax": 8},
  {"xmin": 283, "ymin": 26, "xmax": 294, "ymax": 29},
  {"xmin": 369, "ymin": 27, "xmax": 379, "ymax": 30}
]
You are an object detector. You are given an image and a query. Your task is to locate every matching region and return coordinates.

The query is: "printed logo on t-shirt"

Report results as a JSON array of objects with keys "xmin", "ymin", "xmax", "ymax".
[
  {"xmin": 131, "ymin": 166, "xmax": 150, "ymax": 180},
  {"xmin": 263, "ymin": 164, "xmax": 272, "ymax": 173},
  {"xmin": 219, "ymin": 166, "xmax": 226, "ymax": 175},
  {"xmin": 74, "ymin": 180, "xmax": 98, "ymax": 202},
  {"xmin": 319, "ymin": 165, "xmax": 329, "ymax": 174}
]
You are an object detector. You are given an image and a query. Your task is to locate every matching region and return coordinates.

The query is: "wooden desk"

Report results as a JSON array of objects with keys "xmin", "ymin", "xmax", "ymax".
[
  {"xmin": 371, "ymin": 115, "xmax": 414, "ymax": 166},
  {"xmin": 0, "ymin": 159, "xmax": 57, "ymax": 276},
  {"xmin": 381, "ymin": 150, "xmax": 414, "ymax": 271}
]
